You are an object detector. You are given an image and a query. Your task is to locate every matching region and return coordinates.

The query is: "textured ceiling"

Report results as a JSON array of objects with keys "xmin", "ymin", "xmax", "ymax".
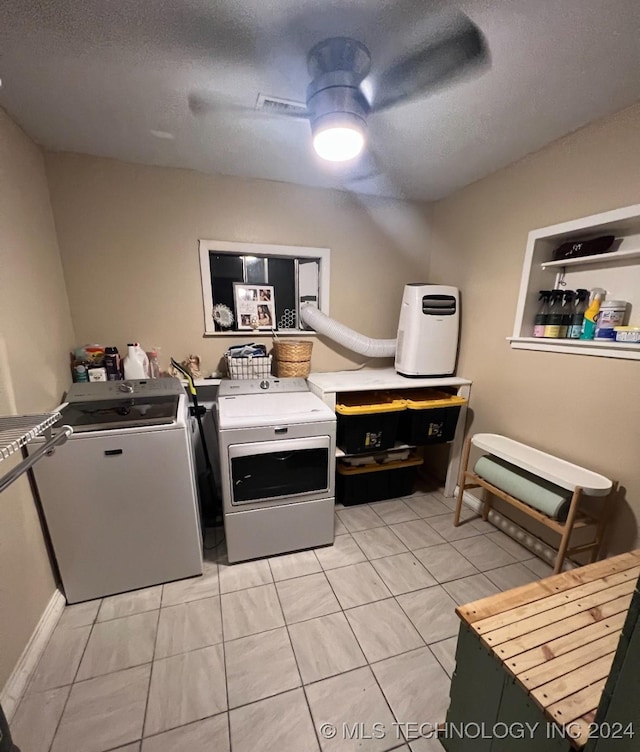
[{"xmin": 1, "ymin": 0, "xmax": 639, "ymax": 200}]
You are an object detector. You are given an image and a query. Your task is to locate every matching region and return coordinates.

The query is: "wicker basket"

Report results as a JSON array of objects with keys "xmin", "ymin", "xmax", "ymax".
[
  {"xmin": 225, "ymin": 353, "xmax": 273, "ymax": 380},
  {"xmin": 273, "ymin": 340, "xmax": 313, "ymax": 378}
]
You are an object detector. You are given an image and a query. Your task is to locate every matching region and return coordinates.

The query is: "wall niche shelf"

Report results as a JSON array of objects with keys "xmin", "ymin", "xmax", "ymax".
[
  {"xmin": 511, "ymin": 203, "xmax": 640, "ymax": 360},
  {"xmin": 540, "ymin": 247, "xmax": 640, "ymax": 270}
]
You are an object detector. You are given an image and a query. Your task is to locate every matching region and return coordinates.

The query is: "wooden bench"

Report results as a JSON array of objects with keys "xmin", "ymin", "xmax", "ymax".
[
  {"xmin": 454, "ymin": 433, "xmax": 616, "ymax": 574},
  {"xmin": 445, "ymin": 551, "xmax": 640, "ymax": 751}
]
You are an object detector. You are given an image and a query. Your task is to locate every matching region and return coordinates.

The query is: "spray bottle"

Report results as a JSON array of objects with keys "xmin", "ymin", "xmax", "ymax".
[
  {"xmin": 568, "ymin": 289, "xmax": 589, "ymax": 339},
  {"xmin": 579, "ymin": 288, "xmax": 606, "ymax": 340},
  {"xmin": 543, "ymin": 290, "xmax": 564, "ymax": 338},
  {"xmin": 533, "ymin": 291, "xmax": 551, "ymax": 338}
]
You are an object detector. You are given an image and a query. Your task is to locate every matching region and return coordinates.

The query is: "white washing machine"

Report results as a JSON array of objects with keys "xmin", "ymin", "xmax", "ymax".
[
  {"xmin": 216, "ymin": 378, "xmax": 336, "ymax": 563},
  {"xmin": 31, "ymin": 378, "xmax": 203, "ymax": 603}
]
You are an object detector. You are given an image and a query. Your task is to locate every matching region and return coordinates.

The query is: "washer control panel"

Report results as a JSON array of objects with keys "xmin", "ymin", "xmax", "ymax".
[{"xmin": 65, "ymin": 377, "xmax": 184, "ymax": 402}]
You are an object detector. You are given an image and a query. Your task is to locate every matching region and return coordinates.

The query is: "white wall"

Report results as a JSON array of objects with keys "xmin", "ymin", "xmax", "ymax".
[
  {"xmin": 45, "ymin": 153, "xmax": 433, "ymax": 376},
  {"xmin": 0, "ymin": 108, "xmax": 75, "ymax": 688},
  {"xmin": 431, "ymin": 102, "xmax": 640, "ymax": 554}
]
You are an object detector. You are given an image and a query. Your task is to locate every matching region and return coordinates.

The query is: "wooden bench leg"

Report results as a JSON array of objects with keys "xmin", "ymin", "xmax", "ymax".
[
  {"xmin": 454, "ymin": 436, "xmax": 472, "ymax": 527},
  {"xmin": 554, "ymin": 486, "xmax": 583, "ymax": 574},
  {"xmin": 481, "ymin": 487, "xmax": 492, "ymax": 521},
  {"xmin": 590, "ymin": 481, "xmax": 618, "ymax": 563}
]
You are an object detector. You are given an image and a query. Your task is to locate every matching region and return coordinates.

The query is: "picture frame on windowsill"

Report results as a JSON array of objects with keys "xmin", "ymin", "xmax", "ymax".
[{"xmin": 233, "ymin": 283, "xmax": 276, "ymax": 330}]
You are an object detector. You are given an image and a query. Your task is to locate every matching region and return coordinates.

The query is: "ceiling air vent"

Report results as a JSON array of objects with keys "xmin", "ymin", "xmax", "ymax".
[{"xmin": 256, "ymin": 94, "xmax": 308, "ymax": 116}]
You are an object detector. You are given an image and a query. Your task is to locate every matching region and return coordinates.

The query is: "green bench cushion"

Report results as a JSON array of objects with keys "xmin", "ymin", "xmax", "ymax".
[{"xmin": 474, "ymin": 455, "xmax": 572, "ymax": 521}]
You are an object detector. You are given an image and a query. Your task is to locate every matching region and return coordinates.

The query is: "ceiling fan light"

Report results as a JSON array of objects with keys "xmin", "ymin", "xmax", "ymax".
[{"xmin": 313, "ymin": 122, "xmax": 365, "ymax": 162}]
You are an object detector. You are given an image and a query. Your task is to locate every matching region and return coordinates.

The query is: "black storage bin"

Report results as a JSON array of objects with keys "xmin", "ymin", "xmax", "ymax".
[
  {"xmin": 335, "ymin": 392, "xmax": 406, "ymax": 455},
  {"xmin": 337, "ymin": 454, "xmax": 423, "ymax": 506},
  {"xmin": 397, "ymin": 389, "xmax": 467, "ymax": 446}
]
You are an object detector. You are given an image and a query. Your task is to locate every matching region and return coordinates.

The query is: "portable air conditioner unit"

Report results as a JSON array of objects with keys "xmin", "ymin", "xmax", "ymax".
[{"xmin": 395, "ymin": 284, "xmax": 460, "ymax": 377}]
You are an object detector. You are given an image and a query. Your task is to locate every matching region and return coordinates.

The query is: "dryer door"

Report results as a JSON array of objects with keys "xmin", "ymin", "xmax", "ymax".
[{"xmin": 227, "ymin": 435, "xmax": 332, "ymax": 506}]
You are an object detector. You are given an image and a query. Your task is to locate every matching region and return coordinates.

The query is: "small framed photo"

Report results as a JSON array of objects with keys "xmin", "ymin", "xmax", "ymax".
[{"xmin": 234, "ymin": 283, "xmax": 276, "ymax": 330}]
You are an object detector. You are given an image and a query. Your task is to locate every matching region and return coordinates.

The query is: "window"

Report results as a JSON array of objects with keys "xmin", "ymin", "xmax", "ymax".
[{"xmin": 199, "ymin": 240, "xmax": 330, "ymax": 335}]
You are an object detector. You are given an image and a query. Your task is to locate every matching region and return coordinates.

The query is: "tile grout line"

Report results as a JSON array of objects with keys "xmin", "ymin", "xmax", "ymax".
[
  {"xmin": 382, "ymin": 502, "xmax": 478, "ymax": 744},
  {"xmin": 140, "ymin": 711, "xmax": 228, "ymax": 748},
  {"xmin": 329, "ymin": 577, "xmax": 427, "ymax": 748},
  {"xmin": 34, "ymin": 544, "xmax": 522, "ymax": 734},
  {"xmin": 216, "ymin": 525, "xmax": 536, "ymax": 640},
  {"xmin": 217, "ymin": 548, "xmax": 233, "ymax": 752},
  {"xmin": 58, "ymin": 584, "xmax": 229, "ymax": 746},
  {"xmin": 311, "ymin": 553, "xmax": 417, "ymax": 748},
  {"xmin": 217, "ymin": 631, "xmax": 454, "ymax": 713},
  {"xmin": 427, "ymin": 634, "xmax": 457, "ymax": 676},
  {"xmin": 37, "ymin": 491, "xmax": 548, "ymax": 751},
  {"xmin": 228, "ymin": 493, "xmax": 529, "ymax": 728},
  {"xmin": 266, "ymin": 556, "xmax": 322, "ymax": 752},
  {"xmin": 138, "ymin": 586, "xmax": 164, "ymax": 746},
  {"xmin": 46, "ymin": 597, "xmax": 102, "ymax": 752},
  {"xmin": 351, "ymin": 523, "xmax": 412, "ymax": 559},
  {"xmin": 303, "ymin": 559, "xmax": 377, "ymax": 747}
]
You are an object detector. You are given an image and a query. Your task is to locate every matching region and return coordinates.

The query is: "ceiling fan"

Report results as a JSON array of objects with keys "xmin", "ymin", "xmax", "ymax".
[{"xmin": 190, "ymin": 12, "xmax": 488, "ymax": 165}]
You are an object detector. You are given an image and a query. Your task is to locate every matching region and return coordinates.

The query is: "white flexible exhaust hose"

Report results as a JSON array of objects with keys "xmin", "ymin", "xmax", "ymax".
[{"xmin": 300, "ymin": 305, "xmax": 397, "ymax": 358}]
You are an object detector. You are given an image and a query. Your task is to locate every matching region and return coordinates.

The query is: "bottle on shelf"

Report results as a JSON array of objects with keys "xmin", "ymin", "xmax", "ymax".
[
  {"xmin": 568, "ymin": 289, "xmax": 590, "ymax": 339},
  {"xmin": 123, "ymin": 343, "xmax": 150, "ymax": 380},
  {"xmin": 533, "ymin": 291, "xmax": 551, "ymax": 337},
  {"xmin": 543, "ymin": 290, "xmax": 564, "ymax": 338},
  {"xmin": 74, "ymin": 363, "xmax": 89, "ymax": 382},
  {"xmin": 104, "ymin": 347, "xmax": 122, "ymax": 381},
  {"xmin": 580, "ymin": 288, "xmax": 606, "ymax": 340},
  {"xmin": 559, "ymin": 290, "xmax": 574, "ymax": 338},
  {"xmin": 147, "ymin": 349, "xmax": 161, "ymax": 379},
  {"xmin": 594, "ymin": 301, "xmax": 628, "ymax": 340}
]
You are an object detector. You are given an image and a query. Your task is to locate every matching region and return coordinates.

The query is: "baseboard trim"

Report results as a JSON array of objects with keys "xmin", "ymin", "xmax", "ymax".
[
  {"xmin": 457, "ymin": 487, "xmax": 564, "ymax": 569},
  {"xmin": 0, "ymin": 589, "xmax": 66, "ymax": 720}
]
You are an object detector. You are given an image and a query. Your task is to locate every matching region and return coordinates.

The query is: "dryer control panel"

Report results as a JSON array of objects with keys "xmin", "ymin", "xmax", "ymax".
[{"xmin": 218, "ymin": 378, "xmax": 309, "ymax": 397}]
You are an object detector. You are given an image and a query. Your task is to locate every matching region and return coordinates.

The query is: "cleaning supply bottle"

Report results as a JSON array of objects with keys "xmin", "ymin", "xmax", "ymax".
[
  {"xmin": 147, "ymin": 349, "xmax": 160, "ymax": 378},
  {"xmin": 123, "ymin": 343, "xmax": 150, "ymax": 379},
  {"xmin": 568, "ymin": 289, "xmax": 589, "ymax": 339},
  {"xmin": 533, "ymin": 291, "xmax": 551, "ymax": 337},
  {"xmin": 559, "ymin": 290, "xmax": 574, "ymax": 338},
  {"xmin": 104, "ymin": 346, "xmax": 122, "ymax": 380},
  {"xmin": 543, "ymin": 290, "xmax": 563, "ymax": 338},
  {"xmin": 580, "ymin": 288, "xmax": 606, "ymax": 340}
]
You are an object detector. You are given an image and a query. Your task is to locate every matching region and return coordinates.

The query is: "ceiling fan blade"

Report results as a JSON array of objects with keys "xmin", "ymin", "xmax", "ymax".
[
  {"xmin": 370, "ymin": 13, "xmax": 488, "ymax": 112},
  {"xmin": 345, "ymin": 148, "xmax": 381, "ymax": 184},
  {"xmin": 188, "ymin": 91, "xmax": 249, "ymax": 117},
  {"xmin": 188, "ymin": 91, "xmax": 310, "ymax": 120},
  {"xmin": 325, "ymin": 143, "xmax": 397, "ymax": 197}
]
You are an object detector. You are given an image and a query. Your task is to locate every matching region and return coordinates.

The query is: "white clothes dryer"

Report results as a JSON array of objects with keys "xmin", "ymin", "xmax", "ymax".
[{"xmin": 216, "ymin": 378, "xmax": 336, "ymax": 563}]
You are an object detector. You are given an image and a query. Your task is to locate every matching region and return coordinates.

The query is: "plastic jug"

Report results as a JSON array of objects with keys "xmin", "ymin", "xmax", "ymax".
[{"xmin": 123, "ymin": 343, "xmax": 150, "ymax": 379}]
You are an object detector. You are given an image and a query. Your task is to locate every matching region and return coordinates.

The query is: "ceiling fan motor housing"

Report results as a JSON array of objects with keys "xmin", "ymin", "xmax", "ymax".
[{"xmin": 306, "ymin": 37, "xmax": 371, "ymax": 136}]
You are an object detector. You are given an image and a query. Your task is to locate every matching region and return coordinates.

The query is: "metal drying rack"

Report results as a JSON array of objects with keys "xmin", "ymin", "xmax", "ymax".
[{"xmin": 0, "ymin": 412, "xmax": 73, "ymax": 494}]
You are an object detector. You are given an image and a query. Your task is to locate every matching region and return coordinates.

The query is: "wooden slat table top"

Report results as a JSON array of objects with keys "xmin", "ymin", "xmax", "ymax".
[
  {"xmin": 457, "ymin": 550, "xmax": 640, "ymax": 624},
  {"xmin": 455, "ymin": 550, "xmax": 640, "ymax": 749}
]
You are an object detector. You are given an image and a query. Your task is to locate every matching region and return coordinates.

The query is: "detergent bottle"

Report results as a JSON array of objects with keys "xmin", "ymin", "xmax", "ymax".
[
  {"xmin": 123, "ymin": 343, "xmax": 150, "ymax": 379},
  {"xmin": 579, "ymin": 288, "xmax": 606, "ymax": 340}
]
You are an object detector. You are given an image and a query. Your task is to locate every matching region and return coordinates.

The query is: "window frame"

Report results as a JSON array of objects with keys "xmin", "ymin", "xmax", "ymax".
[{"xmin": 198, "ymin": 239, "xmax": 331, "ymax": 335}]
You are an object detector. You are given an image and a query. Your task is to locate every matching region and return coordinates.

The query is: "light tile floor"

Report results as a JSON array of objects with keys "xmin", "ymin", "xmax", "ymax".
[{"xmin": 11, "ymin": 488, "xmax": 553, "ymax": 752}]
